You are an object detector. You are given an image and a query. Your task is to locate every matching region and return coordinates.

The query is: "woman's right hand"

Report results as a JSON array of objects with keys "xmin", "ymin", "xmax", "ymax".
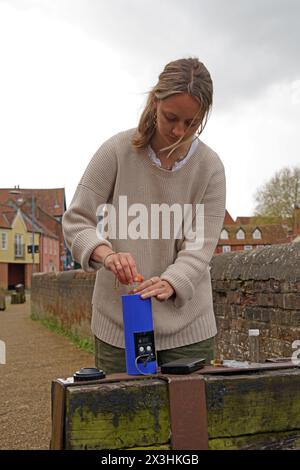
[
  {"xmin": 91, "ymin": 246, "xmax": 138, "ymax": 285},
  {"xmin": 105, "ymin": 251, "xmax": 139, "ymax": 285}
]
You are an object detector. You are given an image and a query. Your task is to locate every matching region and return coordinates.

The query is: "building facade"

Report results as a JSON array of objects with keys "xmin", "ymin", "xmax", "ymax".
[
  {"xmin": 0, "ymin": 187, "xmax": 69, "ymax": 271},
  {"xmin": 0, "ymin": 204, "xmax": 60, "ymax": 289},
  {"xmin": 216, "ymin": 209, "xmax": 300, "ymax": 254}
]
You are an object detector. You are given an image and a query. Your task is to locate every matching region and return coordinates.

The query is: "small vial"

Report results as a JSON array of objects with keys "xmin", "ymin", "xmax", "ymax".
[
  {"xmin": 129, "ymin": 274, "xmax": 144, "ymax": 294},
  {"xmin": 248, "ymin": 329, "xmax": 260, "ymax": 363}
]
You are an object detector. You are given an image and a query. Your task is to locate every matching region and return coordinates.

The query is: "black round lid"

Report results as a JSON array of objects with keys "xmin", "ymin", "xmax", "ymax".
[{"xmin": 73, "ymin": 367, "xmax": 106, "ymax": 382}]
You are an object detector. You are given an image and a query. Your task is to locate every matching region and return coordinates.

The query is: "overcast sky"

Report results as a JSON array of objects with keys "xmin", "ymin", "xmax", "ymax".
[{"xmin": 0, "ymin": 0, "xmax": 299, "ymax": 219}]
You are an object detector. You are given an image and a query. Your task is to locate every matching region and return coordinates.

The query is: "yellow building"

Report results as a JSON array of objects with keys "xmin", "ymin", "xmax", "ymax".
[{"xmin": 0, "ymin": 206, "xmax": 40, "ymax": 289}]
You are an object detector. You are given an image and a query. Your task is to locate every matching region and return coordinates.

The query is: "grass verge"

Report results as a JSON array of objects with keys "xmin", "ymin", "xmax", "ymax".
[{"xmin": 31, "ymin": 312, "xmax": 94, "ymax": 354}]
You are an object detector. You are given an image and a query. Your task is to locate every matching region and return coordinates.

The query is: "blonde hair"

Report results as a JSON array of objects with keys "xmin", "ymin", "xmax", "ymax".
[{"xmin": 132, "ymin": 58, "xmax": 213, "ymax": 155}]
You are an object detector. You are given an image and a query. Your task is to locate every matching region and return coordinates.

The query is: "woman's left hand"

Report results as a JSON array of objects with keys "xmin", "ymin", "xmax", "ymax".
[{"xmin": 130, "ymin": 276, "xmax": 175, "ymax": 301}]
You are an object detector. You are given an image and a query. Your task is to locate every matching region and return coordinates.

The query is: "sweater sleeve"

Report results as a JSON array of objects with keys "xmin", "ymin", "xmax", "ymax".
[
  {"xmin": 62, "ymin": 136, "xmax": 118, "ymax": 272},
  {"xmin": 160, "ymin": 161, "xmax": 226, "ymax": 308}
]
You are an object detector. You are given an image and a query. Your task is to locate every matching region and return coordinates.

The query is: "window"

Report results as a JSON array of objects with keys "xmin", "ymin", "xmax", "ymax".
[
  {"xmin": 44, "ymin": 238, "xmax": 47, "ymax": 254},
  {"xmin": 252, "ymin": 229, "xmax": 262, "ymax": 240},
  {"xmin": 48, "ymin": 262, "xmax": 55, "ymax": 272},
  {"xmin": 54, "ymin": 241, "xmax": 57, "ymax": 256},
  {"xmin": 1, "ymin": 232, "xmax": 8, "ymax": 250},
  {"xmin": 220, "ymin": 229, "xmax": 229, "ymax": 240},
  {"xmin": 244, "ymin": 245, "xmax": 253, "ymax": 251},
  {"xmin": 222, "ymin": 245, "xmax": 231, "ymax": 253},
  {"xmin": 236, "ymin": 229, "xmax": 245, "ymax": 240},
  {"xmin": 49, "ymin": 239, "xmax": 52, "ymax": 255},
  {"xmin": 15, "ymin": 234, "xmax": 24, "ymax": 258}
]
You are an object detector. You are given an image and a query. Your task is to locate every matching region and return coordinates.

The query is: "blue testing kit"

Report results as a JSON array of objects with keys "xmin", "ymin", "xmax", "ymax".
[{"xmin": 121, "ymin": 293, "xmax": 157, "ymax": 375}]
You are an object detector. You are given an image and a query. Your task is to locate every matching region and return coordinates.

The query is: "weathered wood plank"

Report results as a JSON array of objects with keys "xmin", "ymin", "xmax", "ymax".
[
  {"xmin": 205, "ymin": 369, "xmax": 300, "ymax": 438},
  {"xmin": 65, "ymin": 380, "xmax": 170, "ymax": 450},
  {"xmin": 209, "ymin": 430, "xmax": 300, "ymax": 450},
  {"xmin": 57, "ymin": 368, "xmax": 300, "ymax": 450}
]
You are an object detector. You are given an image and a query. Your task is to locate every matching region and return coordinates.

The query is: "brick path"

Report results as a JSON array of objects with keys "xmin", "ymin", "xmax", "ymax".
[{"xmin": 0, "ymin": 295, "xmax": 94, "ymax": 449}]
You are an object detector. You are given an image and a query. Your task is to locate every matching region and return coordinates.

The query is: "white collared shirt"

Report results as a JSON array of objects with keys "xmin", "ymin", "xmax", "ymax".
[{"xmin": 148, "ymin": 137, "xmax": 199, "ymax": 171}]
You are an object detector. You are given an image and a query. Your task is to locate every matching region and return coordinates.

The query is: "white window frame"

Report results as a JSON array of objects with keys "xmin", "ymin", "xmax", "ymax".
[
  {"xmin": 252, "ymin": 229, "xmax": 262, "ymax": 240},
  {"xmin": 1, "ymin": 232, "xmax": 8, "ymax": 250},
  {"xmin": 244, "ymin": 245, "xmax": 253, "ymax": 251},
  {"xmin": 220, "ymin": 229, "xmax": 229, "ymax": 240},
  {"xmin": 15, "ymin": 234, "xmax": 23, "ymax": 257},
  {"xmin": 236, "ymin": 229, "xmax": 245, "ymax": 240},
  {"xmin": 222, "ymin": 245, "xmax": 231, "ymax": 253}
]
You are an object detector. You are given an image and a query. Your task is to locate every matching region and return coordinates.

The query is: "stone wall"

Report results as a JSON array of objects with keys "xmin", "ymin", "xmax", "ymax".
[
  {"xmin": 31, "ymin": 242, "xmax": 300, "ymax": 361},
  {"xmin": 212, "ymin": 242, "xmax": 300, "ymax": 361},
  {"xmin": 31, "ymin": 270, "xmax": 95, "ymax": 339}
]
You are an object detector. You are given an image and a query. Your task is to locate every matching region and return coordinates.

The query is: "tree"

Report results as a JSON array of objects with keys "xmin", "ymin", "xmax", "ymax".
[{"xmin": 254, "ymin": 167, "xmax": 300, "ymax": 219}]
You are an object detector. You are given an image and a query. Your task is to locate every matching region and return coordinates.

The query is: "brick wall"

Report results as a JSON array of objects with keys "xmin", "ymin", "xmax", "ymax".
[
  {"xmin": 212, "ymin": 242, "xmax": 300, "ymax": 361},
  {"xmin": 31, "ymin": 270, "xmax": 95, "ymax": 339},
  {"xmin": 31, "ymin": 242, "xmax": 300, "ymax": 360}
]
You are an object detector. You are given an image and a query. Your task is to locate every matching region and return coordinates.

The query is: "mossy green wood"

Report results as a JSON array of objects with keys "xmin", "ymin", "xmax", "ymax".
[
  {"xmin": 205, "ymin": 369, "xmax": 300, "ymax": 444},
  {"xmin": 65, "ymin": 380, "xmax": 170, "ymax": 450},
  {"xmin": 63, "ymin": 368, "xmax": 300, "ymax": 450}
]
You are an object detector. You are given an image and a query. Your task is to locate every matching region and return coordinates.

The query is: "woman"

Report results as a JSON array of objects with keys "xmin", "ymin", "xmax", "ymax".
[{"xmin": 62, "ymin": 58, "xmax": 226, "ymax": 374}]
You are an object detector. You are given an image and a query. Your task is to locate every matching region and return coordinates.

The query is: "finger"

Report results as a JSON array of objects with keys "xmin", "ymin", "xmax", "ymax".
[
  {"xmin": 156, "ymin": 292, "xmax": 169, "ymax": 301},
  {"xmin": 133, "ymin": 277, "xmax": 159, "ymax": 292},
  {"xmin": 132, "ymin": 280, "xmax": 150, "ymax": 292},
  {"xmin": 106, "ymin": 258, "xmax": 118, "ymax": 276},
  {"xmin": 114, "ymin": 261, "xmax": 128, "ymax": 284},
  {"xmin": 141, "ymin": 286, "xmax": 165, "ymax": 299},
  {"xmin": 126, "ymin": 256, "xmax": 138, "ymax": 281},
  {"xmin": 118, "ymin": 252, "xmax": 138, "ymax": 283},
  {"xmin": 118, "ymin": 255, "xmax": 133, "ymax": 284},
  {"xmin": 105, "ymin": 255, "xmax": 129, "ymax": 285},
  {"xmin": 105, "ymin": 260, "xmax": 124, "ymax": 285}
]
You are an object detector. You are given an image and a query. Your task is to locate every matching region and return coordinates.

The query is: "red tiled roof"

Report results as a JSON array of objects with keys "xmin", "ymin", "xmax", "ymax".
[
  {"xmin": 0, "ymin": 204, "xmax": 16, "ymax": 228},
  {"xmin": 21, "ymin": 204, "xmax": 61, "ymax": 238},
  {"xmin": 0, "ymin": 188, "xmax": 66, "ymax": 218},
  {"xmin": 0, "ymin": 213, "xmax": 10, "ymax": 229},
  {"xmin": 0, "ymin": 203, "xmax": 57, "ymax": 238},
  {"xmin": 224, "ymin": 210, "xmax": 235, "ymax": 225},
  {"xmin": 235, "ymin": 216, "xmax": 252, "ymax": 225},
  {"xmin": 37, "ymin": 222, "xmax": 59, "ymax": 239},
  {"xmin": 21, "ymin": 212, "xmax": 58, "ymax": 239},
  {"xmin": 219, "ymin": 224, "xmax": 290, "ymax": 246},
  {"xmin": 0, "ymin": 204, "xmax": 16, "ymax": 214}
]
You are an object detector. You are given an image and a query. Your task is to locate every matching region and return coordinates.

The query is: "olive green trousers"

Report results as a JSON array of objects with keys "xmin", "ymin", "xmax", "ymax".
[{"xmin": 95, "ymin": 336, "xmax": 214, "ymax": 375}]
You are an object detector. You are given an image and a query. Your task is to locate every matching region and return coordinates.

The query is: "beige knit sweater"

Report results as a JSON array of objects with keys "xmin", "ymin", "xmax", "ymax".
[{"xmin": 62, "ymin": 128, "xmax": 226, "ymax": 350}]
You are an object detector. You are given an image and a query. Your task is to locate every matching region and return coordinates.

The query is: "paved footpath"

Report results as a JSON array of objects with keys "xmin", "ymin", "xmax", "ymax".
[{"xmin": 0, "ymin": 295, "xmax": 94, "ymax": 449}]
